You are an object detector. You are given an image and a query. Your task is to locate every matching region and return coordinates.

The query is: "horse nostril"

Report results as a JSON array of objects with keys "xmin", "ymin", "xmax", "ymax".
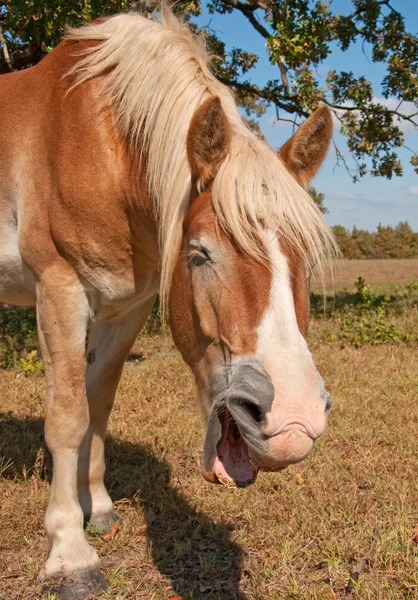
[
  {"xmin": 323, "ymin": 392, "xmax": 332, "ymax": 413},
  {"xmin": 229, "ymin": 396, "xmax": 264, "ymax": 424}
]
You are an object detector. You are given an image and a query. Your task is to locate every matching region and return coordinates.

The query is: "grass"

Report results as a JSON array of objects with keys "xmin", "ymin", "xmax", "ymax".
[
  {"xmin": 313, "ymin": 258, "xmax": 418, "ymax": 293},
  {"xmin": 1, "ymin": 260, "xmax": 418, "ymax": 599}
]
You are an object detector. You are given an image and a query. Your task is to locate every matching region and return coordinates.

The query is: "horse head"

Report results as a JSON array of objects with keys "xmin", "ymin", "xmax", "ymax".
[{"xmin": 170, "ymin": 97, "xmax": 334, "ymax": 487}]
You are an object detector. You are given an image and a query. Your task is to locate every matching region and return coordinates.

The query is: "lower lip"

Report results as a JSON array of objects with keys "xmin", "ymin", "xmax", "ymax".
[{"xmin": 202, "ymin": 470, "xmax": 221, "ymax": 484}]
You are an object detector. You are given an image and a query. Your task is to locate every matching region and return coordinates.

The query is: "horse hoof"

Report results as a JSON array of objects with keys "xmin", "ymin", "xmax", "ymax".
[
  {"xmin": 43, "ymin": 569, "xmax": 108, "ymax": 599},
  {"xmin": 86, "ymin": 510, "xmax": 120, "ymax": 533}
]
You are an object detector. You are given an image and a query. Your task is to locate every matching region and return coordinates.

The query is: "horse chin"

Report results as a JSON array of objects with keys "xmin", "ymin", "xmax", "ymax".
[
  {"xmin": 249, "ymin": 427, "xmax": 314, "ymax": 471},
  {"xmin": 203, "ymin": 410, "xmax": 258, "ymax": 488}
]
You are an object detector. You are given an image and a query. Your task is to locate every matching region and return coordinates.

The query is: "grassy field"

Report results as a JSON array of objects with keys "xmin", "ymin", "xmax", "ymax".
[
  {"xmin": 1, "ymin": 260, "xmax": 418, "ymax": 599},
  {"xmin": 313, "ymin": 258, "xmax": 418, "ymax": 292}
]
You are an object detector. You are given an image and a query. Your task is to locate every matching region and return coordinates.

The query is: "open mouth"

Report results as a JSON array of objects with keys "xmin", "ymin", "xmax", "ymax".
[{"xmin": 213, "ymin": 409, "xmax": 258, "ymax": 488}]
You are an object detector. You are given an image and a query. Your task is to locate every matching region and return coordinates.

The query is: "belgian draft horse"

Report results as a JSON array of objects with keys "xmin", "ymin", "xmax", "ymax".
[{"xmin": 0, "ymin": 6, "xmax": 336, "ymax": 598}]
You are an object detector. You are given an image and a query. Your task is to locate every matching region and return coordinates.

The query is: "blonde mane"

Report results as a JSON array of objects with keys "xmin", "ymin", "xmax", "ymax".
[{"xmin": 67, "ymin": 6, "xmax": 337, "ymax": 306}]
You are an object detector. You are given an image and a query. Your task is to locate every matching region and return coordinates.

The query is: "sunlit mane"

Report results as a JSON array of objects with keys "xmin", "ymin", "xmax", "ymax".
[{"xmin": 67, "ymin": 6, "xmax": 337, "ymax": 306}]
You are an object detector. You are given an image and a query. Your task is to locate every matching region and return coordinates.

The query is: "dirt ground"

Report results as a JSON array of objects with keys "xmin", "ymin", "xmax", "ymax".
[{"xmin": 1, "ymin": 261, "xmax": 417, "ymax": 599}]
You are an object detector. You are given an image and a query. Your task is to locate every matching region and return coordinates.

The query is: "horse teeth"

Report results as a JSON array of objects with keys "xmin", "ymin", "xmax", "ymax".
[{"xmin": 216, "ymin": 472, "xmax": 237, "ymax": 488}]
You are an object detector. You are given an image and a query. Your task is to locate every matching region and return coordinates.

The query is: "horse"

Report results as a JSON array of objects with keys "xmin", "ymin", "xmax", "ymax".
[{"xmin": 0, "ymin": 6, "xmax": 337, "ymax": 598}]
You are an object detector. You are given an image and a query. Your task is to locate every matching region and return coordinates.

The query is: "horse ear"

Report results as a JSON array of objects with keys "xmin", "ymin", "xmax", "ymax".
[
  {"xmin": 187, "ymin": 96, "xmax": 231, "ymax": 188},
  {"xmin": 278, "ymin": 106, "xmax": 333, "ymax": 188}
]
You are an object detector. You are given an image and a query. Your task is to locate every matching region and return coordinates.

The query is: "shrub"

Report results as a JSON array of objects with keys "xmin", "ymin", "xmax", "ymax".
[
  {"xmin": 0, "ymin": 306, "xmax": 39, "ymax": 370},
  {"xmin": 328, "ymin": 277, "xmax": 414, "ymax": 347},
  {"xmin": 0, "ymin": 297, "xmax": 167, "ymax": 370}
]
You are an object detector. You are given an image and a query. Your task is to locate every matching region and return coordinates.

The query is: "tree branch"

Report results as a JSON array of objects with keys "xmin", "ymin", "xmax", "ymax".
[
  {"xmin": 217, "ymin": 75, "xmax": 306, "ymax": 116},
  {"xmin": 0, "ymin": 24, "xmax": 13, "ymax": 72},
  {"xmin": 0, "ymin": 43, "xmax": 47, "ymax": 75},
  {"xmin": 352, "ymin": 0, "xmax": 402, "ymax": 20},
  {"xmin": 219, "ymin": 72, "xmax": 417, "ymax": 131},
  {"xmin": 218, "ymin": 0, "xmax": 290, "ymax": 93},
  {"xmin": 226, "ymin": 78, "xmax": 417, "ymax": 131},
  {"xmin": 332, "ymin": 139, "xmax": 360, "ymax": 182},
  {"xmin": 219, "ymin": 0, "xmax": 270, "ymax": 38},
  {"xmin": 320, "ymin": 97, "xmax": 418, "ymax": 128}
]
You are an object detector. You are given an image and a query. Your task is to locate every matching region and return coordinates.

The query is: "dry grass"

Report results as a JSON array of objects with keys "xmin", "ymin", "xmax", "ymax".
[
  {"xmin": 314, "ymin": 259, "xmax": 418, "ymax": 292},
  {"xmin": 1, "ymin": 263, "xmax": 418, "ymax": 599}
]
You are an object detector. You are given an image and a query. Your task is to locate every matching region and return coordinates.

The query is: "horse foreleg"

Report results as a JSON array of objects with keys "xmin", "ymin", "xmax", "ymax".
[
  {"xmin": 36, "ymin": 268, "xmax": 105, "ymax": 598},
  {"xmin": 78, "ymin": 299, "xmax": 156, "ymax": 532}
]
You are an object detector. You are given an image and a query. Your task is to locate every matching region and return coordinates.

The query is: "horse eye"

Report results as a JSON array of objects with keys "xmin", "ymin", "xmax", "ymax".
[{"xmin": 187, "ymin": 244, "xmax": 211, "ymax": 267}]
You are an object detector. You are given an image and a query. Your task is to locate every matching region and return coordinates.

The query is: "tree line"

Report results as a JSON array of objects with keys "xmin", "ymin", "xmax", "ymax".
[
  {"xmin": 309, "ymin": 188, "xmax": 417, "ymax": 259},
  {"xmin": 331, "ymin": 221, "xmax": 418, "ymax": 259}
]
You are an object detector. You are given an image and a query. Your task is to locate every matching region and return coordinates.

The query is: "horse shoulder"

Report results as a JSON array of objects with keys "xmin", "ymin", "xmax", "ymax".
[{"xmin": 0, "ymin": 41, "xmax": 158, "ymax": 307}]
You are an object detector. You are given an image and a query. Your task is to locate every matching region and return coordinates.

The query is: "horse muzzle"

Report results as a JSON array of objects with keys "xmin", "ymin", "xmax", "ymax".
[{"xmin": 202, "ymin": 359, "xmax": 331, "ymax": 487}]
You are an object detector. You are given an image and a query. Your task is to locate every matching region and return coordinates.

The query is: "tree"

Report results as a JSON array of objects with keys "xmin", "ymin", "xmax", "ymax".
[
  {"xmin": 373, "ymin": 224, "xmax": 403, "ymax": 258},
  {"xmin": 394, "ymin": 221, "xmax": 417, "ymax": 258},
  {"xmin": 309, "ymin": 187, "xmax": 327, "ymax": 214},
  {"xmin": 332, "ymin": 222, "xmax": 418, "ymax": 259},
  {"xmin": 1, "ymin": 0, "xmax": 417, "ymax": 178},
  {"xmin": 332, "ymin": 225, "xmax": 362, "ymax": 259},
  {"xmin": 352, "ymin": 226, "xmax": 375, "ymax": 257}
]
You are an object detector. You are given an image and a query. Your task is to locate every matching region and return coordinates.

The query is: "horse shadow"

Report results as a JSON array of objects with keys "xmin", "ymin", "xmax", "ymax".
[{"xmin": 0, "ymin": 415, "xmax": 247, "ymax": 599}]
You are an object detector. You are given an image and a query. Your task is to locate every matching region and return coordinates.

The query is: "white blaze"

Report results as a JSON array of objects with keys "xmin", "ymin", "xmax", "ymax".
[{"xmin": 256, "ymin": 232, "xmax": 327, "ymax": 443}]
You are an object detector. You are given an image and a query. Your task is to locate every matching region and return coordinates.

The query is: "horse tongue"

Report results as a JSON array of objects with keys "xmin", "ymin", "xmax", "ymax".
[{"xmin": 215, "ymin": 431, "xmax": 258, "ymax": 488}]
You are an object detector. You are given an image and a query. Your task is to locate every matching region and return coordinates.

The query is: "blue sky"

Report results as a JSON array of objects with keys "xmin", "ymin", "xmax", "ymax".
[{"xmin": 194, "ymin": 0, "xmax": 418, "ymax": 230}]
